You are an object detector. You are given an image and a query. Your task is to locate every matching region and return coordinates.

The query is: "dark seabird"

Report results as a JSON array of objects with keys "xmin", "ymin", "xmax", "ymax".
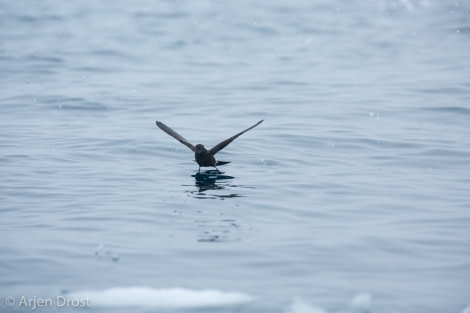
[{"xmin": 156, "ymin": 119, "xmax": 263, "ymax": 172}]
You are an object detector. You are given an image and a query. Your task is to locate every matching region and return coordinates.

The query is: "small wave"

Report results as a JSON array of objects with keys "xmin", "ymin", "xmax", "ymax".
[
  {"xmin": 286, "ymin": 293, "xmax": 371, "ymax": 313},
  {"xmin": 67, "ymin": 286, "xmax": 253, "ymax": 308},
  {"xmin": 423, "ymin": 106, "xmax": 470, "ymax": 115},
  {"xmin": 462, "ymin": 304, "xmax": 470, "ymax": 313},
  {"xmin": 286, "ymin": 297, "xmax": 327, "ymax": 313},
  {"xmin": 52, "ymin": 97, "xmax": 109, "ymax": 111}
]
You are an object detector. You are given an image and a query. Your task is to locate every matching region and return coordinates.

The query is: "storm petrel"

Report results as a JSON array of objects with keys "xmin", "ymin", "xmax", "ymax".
[{"xmin": 156, "ymin": 119, "xmax": 263, "ymax": 172}]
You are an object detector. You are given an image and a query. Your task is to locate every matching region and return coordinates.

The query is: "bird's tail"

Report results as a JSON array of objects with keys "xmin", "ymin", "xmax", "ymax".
[{"xmin": 216, "ymin": 160, "xmax": 231, "ymax": 166}]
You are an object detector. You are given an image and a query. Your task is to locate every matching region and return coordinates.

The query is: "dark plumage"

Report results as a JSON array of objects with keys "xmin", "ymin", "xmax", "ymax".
[{"xmin": 156, "ymin": 120, "xmax": 263, "ymax": 172}]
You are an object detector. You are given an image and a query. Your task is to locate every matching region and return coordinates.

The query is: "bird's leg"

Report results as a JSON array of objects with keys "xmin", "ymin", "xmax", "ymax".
[
  {"xmin": 198, "ymin": 166, "xmax": 201, "ymax": 173},
  {"xmin": 214, "ymin": 166, "xmax": 221, "ymax": 174}
]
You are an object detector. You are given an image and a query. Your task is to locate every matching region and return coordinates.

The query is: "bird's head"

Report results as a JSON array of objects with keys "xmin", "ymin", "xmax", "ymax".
[{"xmin": 195, "ymin": 144, "xmax": 206, "ymax": 155}]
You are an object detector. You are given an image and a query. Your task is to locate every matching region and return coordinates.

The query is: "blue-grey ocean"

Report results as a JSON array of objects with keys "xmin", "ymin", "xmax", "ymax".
[{"xmin": 1, "ymin": 1, "xmax": 469, "ymax": 312}]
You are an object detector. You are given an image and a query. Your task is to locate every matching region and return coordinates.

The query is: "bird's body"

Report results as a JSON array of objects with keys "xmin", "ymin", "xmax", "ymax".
[
  {"xmin": 195, "ymin": 144, "xmax": 215, "ymax": 167},
  {"xmin": 156, "ymin": 120, "xmax": 263, "ymax": 172}
]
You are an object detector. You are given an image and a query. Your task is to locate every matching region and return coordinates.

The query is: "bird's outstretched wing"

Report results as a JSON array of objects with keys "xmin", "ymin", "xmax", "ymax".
[
  {"xmin": 156, "ymin": 121, "xmax": 195, "ymax": 152},
  {"xmin": 209, "ymin": 119, "xmax": 263, "ymax": 155}
]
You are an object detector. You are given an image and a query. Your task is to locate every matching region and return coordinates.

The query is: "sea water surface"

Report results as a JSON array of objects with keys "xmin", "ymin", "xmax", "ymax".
[{"xmin": 1, "ymin": 1, "xmax": 469, "ymax": 313}]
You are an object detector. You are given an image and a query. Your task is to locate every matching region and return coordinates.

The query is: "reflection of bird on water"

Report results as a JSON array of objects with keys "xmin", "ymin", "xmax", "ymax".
[
  {"xmin": 193, "ymin": 171, "xmax": 233, "ymax": 192},
  {"xmin": 191, "ymin": 171, "xmax": 241, "ymax": 199},
  {"xmin": 156, "ymin": 120, "xmax": 263, "ymax": 172}
]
